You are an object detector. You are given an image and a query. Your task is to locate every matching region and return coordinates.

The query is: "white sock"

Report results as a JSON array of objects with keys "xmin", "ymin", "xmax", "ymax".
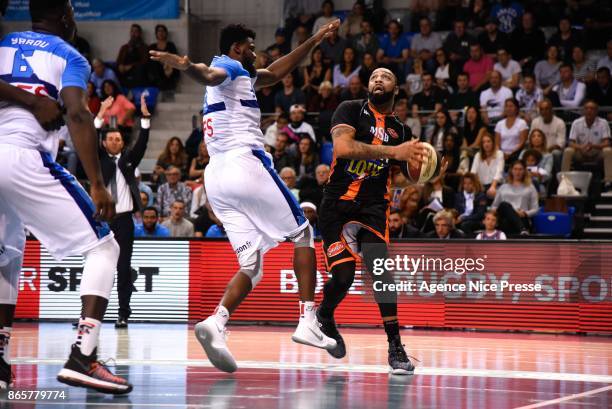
[
  {"xmin": 214, "ymin": 305, "xmax": 229, "ymax": 327},
  {"xmin": 300, "ymin": 301, "xmax": 316, "ymax": 321},
  {"xmin": 75, "ymin": 318, "xmax": 101, "ymax": 356},
  {"xmin": 0, "ymin": 326, "xmax": 11, "ymax": 364}
]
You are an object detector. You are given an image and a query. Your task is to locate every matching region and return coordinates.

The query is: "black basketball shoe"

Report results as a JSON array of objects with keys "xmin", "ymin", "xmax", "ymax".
[
  {"xmin": 316, "ymin": 309, "xmax": 346, "ymax": 359},
  {"xmin": 388, "ymin": 336, "xmax": 415, "ymax": 375}
]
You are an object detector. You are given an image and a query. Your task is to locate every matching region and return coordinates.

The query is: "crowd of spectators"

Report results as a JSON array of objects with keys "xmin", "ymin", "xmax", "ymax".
[{"xmin": 57, "ymin": 0, "xmax": 612, "ymax": 240}]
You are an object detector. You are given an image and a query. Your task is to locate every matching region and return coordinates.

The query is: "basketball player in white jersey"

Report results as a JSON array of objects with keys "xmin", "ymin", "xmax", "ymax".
[
  {"xmin": 0, "ymin": 0, "xmax": 131, "ymax": 393},
  {"xmin": 150, "ymin": 22, "xmax": 346, "ymax": 372}
]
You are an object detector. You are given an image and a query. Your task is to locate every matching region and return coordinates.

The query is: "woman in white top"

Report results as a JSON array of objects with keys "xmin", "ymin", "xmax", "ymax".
[
  {"xmin": 471, "ymin": 132, "xmax": 505, "ymax": 198},
  {"xmin": 332, "ymin": 46, "xmax": 361, "ymax": 89},
  {"xmin": 494, "ymin": 98, "xmax": 528, "ymax": 161}
]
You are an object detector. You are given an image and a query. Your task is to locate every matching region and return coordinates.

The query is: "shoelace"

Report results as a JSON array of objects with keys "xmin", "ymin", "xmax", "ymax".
[{"xmin": 390, "ymin": 342, "xmax": 422, "ymax": 364}]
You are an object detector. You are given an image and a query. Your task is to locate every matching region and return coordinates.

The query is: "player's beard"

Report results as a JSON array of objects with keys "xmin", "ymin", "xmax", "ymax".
[
  {"xmin": 243, "ymin": 60, "xmax": 257, "ymax": 77},
  {"xmin": 368, "ymin": 89, "xmax": 394, "ymax": 106}
]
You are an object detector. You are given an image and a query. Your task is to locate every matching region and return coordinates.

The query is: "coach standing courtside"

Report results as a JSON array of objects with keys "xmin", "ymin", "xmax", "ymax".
[{"xmin": 95, "ymin": 94, "xmax": 151, "ymax": 328}]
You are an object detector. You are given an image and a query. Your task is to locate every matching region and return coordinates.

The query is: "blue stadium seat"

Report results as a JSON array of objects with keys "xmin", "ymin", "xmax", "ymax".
[
  {"xmin": 320, "ymin": 142, "xmax": 334, "ymax": 165},
  {"xmin": 532, "ymin": 206, "xmax": 576, "ymax": 237}
]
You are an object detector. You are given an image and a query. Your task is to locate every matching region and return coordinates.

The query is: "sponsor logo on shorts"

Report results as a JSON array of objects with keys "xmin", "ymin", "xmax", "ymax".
[
  {"xmin": 327, "ymin": 241, "xmax": 345, "ymax": 258},
  {"xmin": 236, "ymin": 241, "xmax": 252, "ymax": 255}
]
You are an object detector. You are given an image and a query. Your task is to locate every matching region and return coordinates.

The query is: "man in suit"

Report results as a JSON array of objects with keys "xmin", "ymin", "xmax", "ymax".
[
  {"xmin": 95, "ymin": 95, "xmax": 151, "ymax": 328},
  {"xmin": 454, "ymin": 173, "xmax": 488, "ymax": 237}
]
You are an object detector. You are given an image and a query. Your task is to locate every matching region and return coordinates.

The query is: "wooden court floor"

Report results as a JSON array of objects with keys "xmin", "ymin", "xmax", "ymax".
[{"xmin": 1, "ymin": 322, "xmax": 610, "ymax": 408}]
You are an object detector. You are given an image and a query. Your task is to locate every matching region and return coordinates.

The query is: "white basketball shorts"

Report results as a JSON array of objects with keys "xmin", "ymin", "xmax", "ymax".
[
  {"xmin": 0, "ymin": 144, "xmax": 114, "ymax": 261},
  {"xmin": 204, "ymin": 147, "xmax": 309, "ymax": 267}
]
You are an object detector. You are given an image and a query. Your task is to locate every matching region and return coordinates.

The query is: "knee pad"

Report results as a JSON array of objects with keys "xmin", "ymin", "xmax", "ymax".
[
  {"xmin": 80, "ymin": 238, "xmax": 120, "ymax": 299},
  {"xmin": 291, "ymin": 224, "xmax": 314, "ymax": 249},
  {"xmin": 239, "ymin": 250, "xmax": 263, "ymax": 289}
]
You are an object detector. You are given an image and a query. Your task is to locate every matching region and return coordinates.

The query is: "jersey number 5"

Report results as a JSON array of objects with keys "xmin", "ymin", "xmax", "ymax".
[{"xmin": 203, "ymin": 118, "xmax": 214, "ymax": 137}]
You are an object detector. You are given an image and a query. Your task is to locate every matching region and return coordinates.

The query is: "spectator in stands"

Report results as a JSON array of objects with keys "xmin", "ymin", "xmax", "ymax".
[
  {"xmin": 320, "ymin": 29, "xmax": 347, "ymax": 66},
  {"xmin": 300, "ymin": 202, "xmax": 321, "ymax": 238},
  {"xmin": 351, "ymin": 19, "xmax": 379, "ymax": 61},
  {"xmin": 464, "ymin": 43, "xmax": 494, "ymax": 92},
  {"xmin": 116, "ymin": 24, "xmax": 149, "ymax": 88},
  {"xmin": 495, "ymin": 98, "xmax": 528, "ymax": 161},
  {"xmin": 412, "ymin": 73, "xmax": 446, "ymax": 124},
  {"xmin": 465, "ymin": 0, "xmax": 489, "ymax": 31},
  {"xmin": 552, "ymin": 63, "xmax": 586, "ymax": 109},
  {"xmin": 86, "ymin": 82, "xmax": 100, "ymax": 116},
  {"xmin": 478, "ymin": 17, "xmax": 509, "ymax": 58},
  {"xmin": 376, "ymin": 20, "xmax": 410, "ymax": 81},
  {"xmin": 333, "ymin": 46, "xmax": 361, "ymax": 90},
  {"xmin": 389, "ymin": 209, "xmax": 420, "ymax": 238},
  {"xmin": 510, "ymin": 11, "xmax": 546, "ymax": 72},
  {"xmin": 266, "ymin": 45, "xmax": 283, "ymax": 62},
  {"xmin": 135, "ymin": 169, "xmax": 154, "ymax": 207},
  {"xmin": 597, "ymin": 40, "xmax": 612, "ymax": 73},
  {"xmin": 256, "ymin": 85, "xmax": 277, "ymax": 114},
  {"xmin": 264, "ymin": 113, "xmax": 290, "ymax": 148},
  {"xmin": 291, "ymin": 25, "xmax": 310, "ymax": 54},
  {"xmin": 296, "ymin": 135, "xmax": 320, "ymax": 179},
  {"xmin": 340, "ymin": 1, "xmax": 365, "ymax": 38},
  {"xmin": 562, "ymin": 100, "xmax": 612, "ymax": 188},
  {"xmin": 205, "ymin": 202, "xmax": 226, "ymax": 238},
  {"xmin": 339, "ymin": 75, "xmax": 367, "ymax": 102},
  {"xmin": 267, "ymin": 28, "xmax": 291, "ymax": 56},
  {"xmin": 480, "ymin": 71, "xmax": 514, "ymax": 123},
  {"xmin": 448, "ymin": 72, "xmax": 478, "ymax": 113},
  {"xmin": 426, "ymin": 210, "xmax": 466, "ymax": 239},
  {"xmin": 443, "ymin": 19, "xmax": 475, "ymax": 66},
  {"xmin": 549, "ymin": 16, "xmax": 585, "ymax": 63},
  {"xmin": 534, "ymin": 45, "xmax": 562, "ymax": 96},
  {"xmin": 520, "ymin": 129, "xmax": 553, "ymax": 193},
  {"xmin": 312, "ymin": 0, "xmax": 336, "ymax": 35},
  {"xmin": 587, "ymin": 67, "xmax": 612, "ymax": 116},
  {"xmin": 433, "ymin": 48, "xmax": 458, "ymax": 91},
  {"xmin": 190, "ymin": 184, "xmax": 209, "ymax": 236},
  {"xmin": 515, "ymin": 73, "xmax": 544, "ymax": 121},
  {"xmin": 302, "ymin": 46, "xmax": 331, "ymax": 96},
  {"xmin": 494, "ymin": 48, "xmax": 520, "ymax": 90},
  {"xmin": 148, "ymin": 24, "xmax": 180, "ymax": 94},
  {"xmin": 411, "ymin": 17, "xmax": 443, "ymax": 72},
  {"xmin": 96, "ymin": 80, "xmax": 136, "ymax": 131},
  {"xmin": 571, "ymin": 45, "xmax": 597, "ymax": 84},
  {"xmin": 73, "ymin": 32, "xmax": 91, "ymax": 62},
  {"xmin": 280, "ymin": 167, "xmax": 300, "ymax": 200},
  {"xmin": 288, "ymin": 104, "xmax": 316, "ymax": 142},
  {"xmin": 441, "ymin": 133, "xmax": 470, "ymax": 190},
  {"xmin": 188, "ymin": 141, "xmax": 209, "ymax": 184},
  {"xmin": 134, "ymin": 207, "xmax": 170, "ymax": 238},
  {"xmin": 90, "ymin": 58, "xmax": 119, "ymax": 97},
  {"xmin": 297, "ymin": 164, "xmax": 330, "ymax": 207},
  {"xmin": 530, "ymin": 99, "xmax": 567, "ymax": 165},
  {"xmin": 430, "ymin": 110, "xmax": 458, "ymax": 152},
  {"xmin": 455, "ymin": 173, "xmax": 488, "ymax": 236},
  {"xmin": 273, "ymin": 131, "xmax": 297, "ymax": 173},
  {"xmin": 460, "ymin": 105, "xmax": 487, "ymax": 152},
  {"xmin": 275, "ymin": 72, "xmax": 306, "ymax": 113},
  {"xmin": 395, "ymin": 100, "xmax": 421, "ymax": 140},
  {"xmin": 154, "ymin": 137, "xmax": 189, "ymax": 184},
  {"xmin": 161, "ymin": 200, "xmax": 194, "ymax": 237},
  {"xmin": 157, "ymin": 165, "xmax": 193, "ymax": 219},
  {"xmin": 418, "ymin": 170, "xmax": 456, "ymax": 233},
  {"xmin": 490, "ymin": 0, "xmax": 523, "ymax": 34},
  {"xmin": 475, "ymin": 210, "xmax": 507, "ymax": 240},
  {"xmin": 471, "ymin": 133, "xmax": 505, "ymax": 198},
  {"xmin": 491, "ymin": 159, "xmax": 539, "ymax": 235},
  {"xmin": 307, "ymin": 80, "xmax": 339, "ymax": 113},
  {"xmin": 185, "ymin": 115, "xmax": 203, "ymax": 164}
]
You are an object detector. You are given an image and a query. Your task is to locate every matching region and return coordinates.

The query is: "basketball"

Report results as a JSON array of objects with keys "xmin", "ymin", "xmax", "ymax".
[{"xmin": 400, "ymin": 142, "xmax": 441, "ymax": 184}]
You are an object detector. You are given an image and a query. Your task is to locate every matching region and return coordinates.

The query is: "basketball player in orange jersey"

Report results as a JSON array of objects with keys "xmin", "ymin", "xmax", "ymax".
[{"xmin": 317, "ymin": 68, "xmax": 426, "ymax": 374}]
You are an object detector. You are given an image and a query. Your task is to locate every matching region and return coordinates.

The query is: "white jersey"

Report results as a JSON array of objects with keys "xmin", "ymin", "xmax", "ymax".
[
  {"xmin": 0, "ymin": 31, "xmax": 90, "ymax": 156},
  {"xmin": 202, "ymin": 55, "xmax": 264, "ymax": 156}
]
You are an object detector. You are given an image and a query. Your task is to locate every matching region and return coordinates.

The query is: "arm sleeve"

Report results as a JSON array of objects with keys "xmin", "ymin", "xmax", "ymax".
[
  {"xmin": 331, "ymin": 100, "xmax": 360, "ymax": 133},
  {"xmin": 494, "ymin": 151, "xmax": 505, "ymax": 182},
  {"xmin": 526, "ymin": 187, "xmax": 539, "ymax": 217},
  {"xmin": 491, "ymin": 187, "xmax": 502, "ymax": 209},
  {"xmin": 568, "ymin": 121, "xmax": 578, "ymax": 142},
  {"xmin": 470, "ymin": 152, "xmax": 481, "ymax": 174},
  {"xmin": 61, "ymin": 47, "xmax": 90, "ymax": 91},
  {"xmin": 127, "ymin": 121, "xmax": 150, "ymax": 167}
]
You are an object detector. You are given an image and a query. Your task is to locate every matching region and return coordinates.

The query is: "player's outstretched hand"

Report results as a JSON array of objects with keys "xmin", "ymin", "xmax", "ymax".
[
  {"xmin": 393, "ymin": 139, "xmax": 428, "ymax": 170},
  {"xmin": 31, "ymin": 96, "xmax": 64, "ymax": 131},
  {"xmin": 149, "ymin": 50, "xmax": 191, "ymax": 71},
  {"xmin": 90, "ymin": 184, "xmax": 116, "ymax": 222},
  {"xmin": 313, "ymin": 19, "xmax": 341, "ymax": 44}
]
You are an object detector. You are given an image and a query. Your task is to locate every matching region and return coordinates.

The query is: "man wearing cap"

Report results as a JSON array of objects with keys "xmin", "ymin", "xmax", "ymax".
[
  {"xmin": 288, "ymin": 104, "xmax": 316, "ymax": 142},
  {"xmin": 300, "ymin": 202, "xmax": 321, "ymax": 239}
]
